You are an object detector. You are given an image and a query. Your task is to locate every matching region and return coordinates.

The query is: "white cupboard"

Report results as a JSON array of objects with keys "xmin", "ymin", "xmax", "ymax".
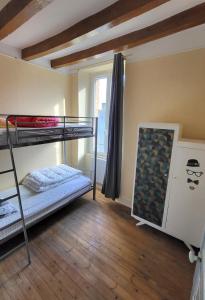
[
  {"xmin": 132, "ymin": 123, "xmax": 205, "ymax": 248},
  {"xmin": 166, "ymin": 141, "xmax": 205, "ymax": 247}
]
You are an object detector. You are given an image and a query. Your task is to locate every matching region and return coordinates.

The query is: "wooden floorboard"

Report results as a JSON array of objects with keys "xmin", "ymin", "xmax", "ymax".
[{"xmin": 0, "ymin": 190, "xmax": 194, "ymax": 300}]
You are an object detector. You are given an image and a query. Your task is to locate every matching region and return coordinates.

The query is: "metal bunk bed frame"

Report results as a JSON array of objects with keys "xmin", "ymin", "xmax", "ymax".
[{"xmin": 0, "ymin": 114, "xmax": 98, "ymax": 264}]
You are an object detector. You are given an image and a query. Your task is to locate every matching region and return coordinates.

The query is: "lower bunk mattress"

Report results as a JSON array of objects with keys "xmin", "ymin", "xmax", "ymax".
[{"xmin": 0, "ymin": 175, "xmax": 91, "ymax": 243}]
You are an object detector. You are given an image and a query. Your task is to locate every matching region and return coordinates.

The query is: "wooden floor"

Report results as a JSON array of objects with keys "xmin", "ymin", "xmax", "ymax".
[{"xmin": 0, "ymin": 190, "xmax": 194, "ymax": 300}]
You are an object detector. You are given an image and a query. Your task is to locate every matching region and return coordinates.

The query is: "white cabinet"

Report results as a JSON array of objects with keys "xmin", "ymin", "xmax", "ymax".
[
  {"xmin": 132, "ymin": 123, "xmax": 205, "ymax": 248},
  {"xmin": 166, "ymin": 141, "xmax": 205, "ymax": 247}
]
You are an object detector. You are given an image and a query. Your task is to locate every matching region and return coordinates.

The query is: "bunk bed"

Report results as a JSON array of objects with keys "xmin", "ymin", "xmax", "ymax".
[
  {"xmin": 0, "ymin": 114, "xmax": 95, "ymax": 148},
  {"xmin": 0, "ymin": 114, "xmax": 98, "ymax": 263}
]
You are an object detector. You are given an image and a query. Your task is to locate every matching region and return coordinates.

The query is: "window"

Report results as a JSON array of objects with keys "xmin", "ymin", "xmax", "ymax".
[{"xmin": 92, "ymin": 73, "xmax": 111, "ymax": 157}]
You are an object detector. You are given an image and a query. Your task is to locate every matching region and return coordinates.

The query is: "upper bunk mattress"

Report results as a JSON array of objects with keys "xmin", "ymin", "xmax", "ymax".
[
  {"xmin": 0, "ymin": 175, "xmax": 91, "ymax": 243},
  {"xmin": 0, "ymin": 123, "xmax": 93, "ymax": 148}
]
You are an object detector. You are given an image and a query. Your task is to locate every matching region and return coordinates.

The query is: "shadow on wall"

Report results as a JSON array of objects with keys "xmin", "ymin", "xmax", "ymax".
[
  {"xmin": 54, "ymin": 100, "xmax": 65, "ymax": 164},
  {"xmin": 68, "ymin": 72, "xmax": 91, "ymax": 175},
  {"xmin": 0, "ymin": 97, "xmax": 66, "ymax": 191},
  {"xmin": 0, "ymin": 144, "xmax": 63, "ymax": 190}
]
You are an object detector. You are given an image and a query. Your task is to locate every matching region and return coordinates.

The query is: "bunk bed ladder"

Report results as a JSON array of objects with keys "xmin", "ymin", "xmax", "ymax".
[{"xmin": 0, "ymin": 140, "xmax": 31, "ymax": 264}]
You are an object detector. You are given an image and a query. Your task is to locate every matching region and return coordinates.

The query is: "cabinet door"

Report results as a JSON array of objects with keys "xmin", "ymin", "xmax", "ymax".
[
  {"xmin": 132, "ymin": 127, "xmax": 174, "ymax": 226},
  {"xmin": 166, "ymin": 147, "xmax": 205, "ymax": 247}
]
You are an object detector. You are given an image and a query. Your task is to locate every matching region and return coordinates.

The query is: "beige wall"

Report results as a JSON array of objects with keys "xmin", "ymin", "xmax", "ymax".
[
  {"xmin": 68, "ymin": 65, "xmax": 113, "ymax": 181},
  {"xmin": 120, "ymin": 48, "xmax": 205, "ymax": 207},
  {"xmin": 0, "ymin": 54, "xmax": 71, "ymax": 189},
  {"xmin": 67, "ymin": 70, "xmax": 95, "ymax": 173}
]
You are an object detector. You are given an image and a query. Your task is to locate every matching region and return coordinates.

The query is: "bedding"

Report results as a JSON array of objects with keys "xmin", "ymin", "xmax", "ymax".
[
  {"xmin": 22, "ymin": 164, "xmax": 82, "ymax": 192},
  {"xmin": 32, "ymin": 117, "xmax": 60, "ymax": 127},
  {"xmin": 0, "ymin": 123, "xmax": 93, "ymax": 148},
  {"xmin": 8, "ymin": 116, "xmax": 33, "ymax": 127},
  {"xmin": 0, "ymin": 202, "xmax": 17, "ymax": 217},
  {"xmin": 8, "ymin": 116, "xmax": 60, "ymax": 128},
  {"xmin": 0, "ymin": 175, "xmax": 91, "ymax": 242}
]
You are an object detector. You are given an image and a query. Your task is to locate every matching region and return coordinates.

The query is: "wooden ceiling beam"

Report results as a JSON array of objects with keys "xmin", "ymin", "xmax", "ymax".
[
  {"xmin": 22, "ymin": 0, "xmax": 169, "ymax": 60},
  {"xmin": 50, "ymin": 3, "xmax": 205, "ymax": 69},
  {"xmin": 0, "ymin": 0, "xmax": 53, "ymax": 40}
]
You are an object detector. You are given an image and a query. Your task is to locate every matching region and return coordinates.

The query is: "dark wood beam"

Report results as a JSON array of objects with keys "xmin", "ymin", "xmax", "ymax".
[
  {"xmin": 51, "ymin": 3, "xmax": 205, "ymax": 69},
  {"xmin": 0, "ymin": 0, "xmax": 53, "ymax": 40},
  {"xmin": 22, "ymin": 0, "xmax": 169, "ymax": 60}
]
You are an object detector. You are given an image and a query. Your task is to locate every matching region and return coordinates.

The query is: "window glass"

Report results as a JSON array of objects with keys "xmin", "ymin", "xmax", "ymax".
[{"xmin": 93, "ymin": 75, "xmax": 111, "ymax": 156}]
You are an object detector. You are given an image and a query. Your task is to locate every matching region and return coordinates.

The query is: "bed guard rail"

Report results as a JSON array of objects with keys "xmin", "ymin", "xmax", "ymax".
[{"xmin": 1, "ymin": 114, "xmax": 97, "ymax": 147}]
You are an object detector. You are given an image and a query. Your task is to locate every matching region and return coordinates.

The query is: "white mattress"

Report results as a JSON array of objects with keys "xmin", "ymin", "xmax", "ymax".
[{"xmin": 0, "ymin": 175, "xmax": 91, "ymax": 243}]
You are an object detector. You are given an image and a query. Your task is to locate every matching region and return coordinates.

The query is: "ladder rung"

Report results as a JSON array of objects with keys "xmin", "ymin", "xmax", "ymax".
[
  {"xmin": 0, "ymin": 241, "xmax": 26, "ymax": 261},
  {"xmin": 0, "ymin": 145, "xmax": 31, "ymax": 264},
  {"xmin": 0, "ymin": 169, "xmax": 14, "ymax": 175},
  {"xmin": 0, "ymin": 217, "xmax": 23, "ymax": 231},
  {"xmin": 0, "ymin": 193, "xmax": 18, "ymax": 203}
]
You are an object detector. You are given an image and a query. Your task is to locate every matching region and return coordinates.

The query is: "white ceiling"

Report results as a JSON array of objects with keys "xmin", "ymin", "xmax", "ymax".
[
  {"xmin": 1, "ymin": 0, "xmax": 116, "ymax": 48},
  {"xmin": 0, "ymin": 0, "xmax": 205, "ymax": 73}
]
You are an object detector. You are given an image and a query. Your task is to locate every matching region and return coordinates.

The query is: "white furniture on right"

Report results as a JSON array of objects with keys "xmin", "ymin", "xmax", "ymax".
[
  {"xmin": 166, "ymin": 140, "xmax": 205, "ymax": 247},
  {"xmin": 132, "ymin": 122, "xmax": 205, "ymax": 248}
]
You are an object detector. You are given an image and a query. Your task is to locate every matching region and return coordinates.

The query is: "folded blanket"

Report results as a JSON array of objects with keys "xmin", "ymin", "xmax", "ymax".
[
  {"xmin": 8, "ymin": 116, "xmax": 59, "ymax": 128},
  {"xmin": 22, "ymin": 164, "xmax": 82, "ymax": 192},
  {"xmin": 0, "ymin": 202, "xmax": 18, "ymax": 218},
  {"xmin": 32, "ymin": 117, "xmax": 60, "ymax": 128},
  {"xmin": 8, "ymin": 116, "xmax": 33, "ymax": 127}
]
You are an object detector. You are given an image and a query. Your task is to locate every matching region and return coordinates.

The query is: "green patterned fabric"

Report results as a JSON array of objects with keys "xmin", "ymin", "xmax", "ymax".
[{"xmin": 133, "ymin": 128, "xmax": 174, "ymax": 226}]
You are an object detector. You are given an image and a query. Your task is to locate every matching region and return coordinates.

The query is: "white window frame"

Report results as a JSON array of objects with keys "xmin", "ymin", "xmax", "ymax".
[{"xmin": 90, "ymin": 71, "xmax": 112, "ymax": 158}]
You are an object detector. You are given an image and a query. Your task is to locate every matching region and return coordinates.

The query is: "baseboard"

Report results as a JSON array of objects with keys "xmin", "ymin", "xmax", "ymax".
[
  {"xmin": 116, "ymin": 198, "xmax": 132, "ymax": 208},
  {"xmin": 96, "ymin": 188, "xmax": 132, "ymax": 208}
]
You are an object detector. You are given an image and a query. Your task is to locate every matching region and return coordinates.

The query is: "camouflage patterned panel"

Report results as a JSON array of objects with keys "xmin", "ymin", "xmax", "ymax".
[{"xmin": 133, "ymin": 128, "xmax": 174, "ymax": 226}]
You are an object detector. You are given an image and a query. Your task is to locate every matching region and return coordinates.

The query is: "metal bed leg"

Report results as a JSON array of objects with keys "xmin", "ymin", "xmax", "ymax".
[
  {"xmin": 63, "ymin": 116, "xmax": 67, "ymax": 164},
  {"xmin": 63, "ymin": 140, "xmax": 67, "ymax": 164},
  {"xmin": 93, "ymin": 185, "xmax": 96, "ymax": 201},
  {"xmin": 93, "ymin": 118, "xmax": 98, "ymax": 201}
]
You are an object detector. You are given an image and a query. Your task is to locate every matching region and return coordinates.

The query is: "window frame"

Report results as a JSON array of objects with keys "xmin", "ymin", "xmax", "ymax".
[{"xmin": 90, "ymin": 71, "xmax": 112, "ymax": 158}]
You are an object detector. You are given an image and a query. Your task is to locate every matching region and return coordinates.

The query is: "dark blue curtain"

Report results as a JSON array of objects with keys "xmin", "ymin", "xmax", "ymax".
[{"xmin": 102, "ymin": 53, "xmax": 124, "ymax": 200}]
